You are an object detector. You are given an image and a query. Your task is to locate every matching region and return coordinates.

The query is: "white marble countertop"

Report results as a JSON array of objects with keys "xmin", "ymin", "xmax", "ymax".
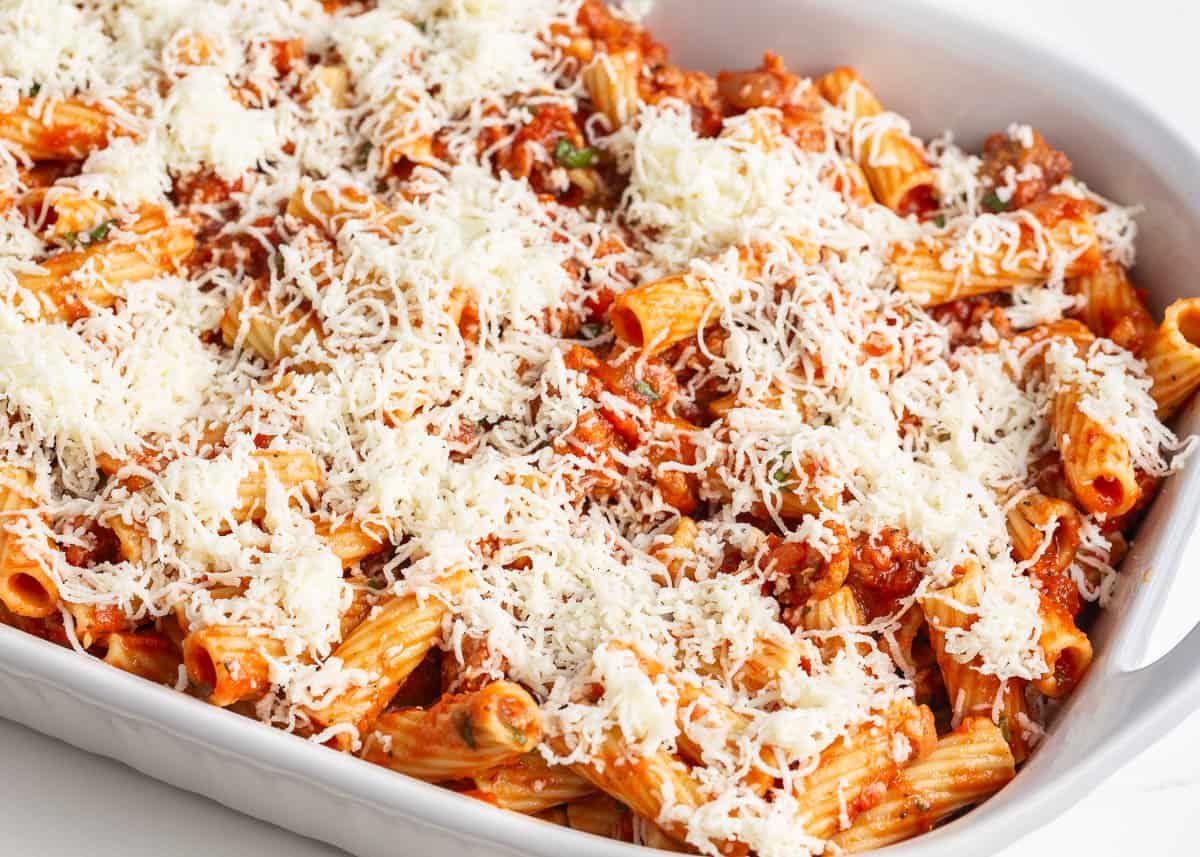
[{"xmin": 3, "ymin": 1, "xmax": 1198, "ymax": 855}]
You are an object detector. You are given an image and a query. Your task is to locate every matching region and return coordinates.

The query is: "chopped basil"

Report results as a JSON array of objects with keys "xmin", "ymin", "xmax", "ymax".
[
  {"xmin": 982, "ymin": 189, "xmax": 1009, "ymax": 213},
  {"xmin": 88, "ymin": 219, "xmax": 115, "ymax": 243},
  {"xmin": 28, "ymin": 83, "xmax": 40, "ymax": 97},
  {"xmin": 772, "ymin": 448, "xmax": 792, "ymax": 485},
  {"xmin": 355, "ymin": 141, "xmax": 372, "ymax": 167},
  {"xmin": 554, "ymin": 138, "xmax": 595, "ymax": 169},
  {"xmin": 998, "ymin": 715, "xmax": 1012, "ymax": 743},
  {"xmin": 63, "ymin": 219, "xmax": 116, "ymax": 249},
  {"xmin": 633, "ymin": 379, "xmax": 660, "ymax": 402},
  {"xmin": 366, "ymin": 578, "xmax": 387, "ymax": 590},
  {"xmin": 457, "ymin": 713, "xmax": 477, "ymax": 749},
  {"xmin": 271, "ymin": 248, "xmax": 286, "ymax": 275},
  {"xmin": 932, "ymin": 214, "xmax": 946, "ymax": 229},
  {"xmin": 579, "ymin": 322, "xmax": 602, "ymax": 339},
  {"xmin": 501, "ymin": 714, "xmax": 528, "ymax": 746},
  {"xmin": 899, "ymin": 795, "xmax": 932, "ymax": 821}
]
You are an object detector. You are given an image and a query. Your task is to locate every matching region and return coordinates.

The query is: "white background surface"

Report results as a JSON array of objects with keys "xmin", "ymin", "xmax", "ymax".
[{"xmin": 4, "ymin": 1, "xmax": 1199, "ymax": 855}]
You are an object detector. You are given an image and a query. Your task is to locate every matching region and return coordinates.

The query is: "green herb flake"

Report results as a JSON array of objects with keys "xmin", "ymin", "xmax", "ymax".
[
  {"xmin": 633, "ymin": 379, "xmax": 660, "ymax": 402},
  {"xmin": 501, "ymin": 714, "xmax": 528, "ymax": 746},
  {"xmin": 457, "ymin": 713, "xmax": 477, "ymax": 749},
  {"xmin": 982, "ymin": 189, "xmax": 1010, "ymax": 213},
  {"xmin": 579, "ymin": 322, "xmax": 602, "ymax": 339},
  {"xmin": 28, "ymin": 83, "xmax": 40, "ymax": 97},
  {"xmin": 932, "ymin": 214, "xmax": 946, "ymax": 229},
  {"xmin": 366, "ymin": 578, "xmax": 387, "ymax": 590},
  {"xmin": 772, "ymin": 448, "xmax": 792, "ymax": 486},
  {"xmin": 88, "ymin": 219, "xmax": 115, "ymax": 243},
  {"xmin": 554, "ymin": 138, "xmax": 596, "ymax": 169},
  {"xmin": 61, "ymin": 231, "xmax": 77, "ymax": 248},
  {"xmin": 998, "ymin": 715, "xmax": 1012, "ymax": 744}
]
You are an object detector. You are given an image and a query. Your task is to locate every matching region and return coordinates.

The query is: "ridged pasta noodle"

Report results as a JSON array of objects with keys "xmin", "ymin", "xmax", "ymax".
[
  {"xmin": 893, "ymin": 195, "xmax": 1102, "ymax": 305},
  {"xmin": 0, "ymin": 466, "xmax": 60, "ymax": 619},
  {"xmin": 306, "ymin": 568, "xmax": 473, "ymax": 747},
  {"xmin": 791, "ymin": 699, "xmax": 936, "ymax": 839},
  {"xmin": 469, "ymin": 753, "xmax": 596, "ymax": 813},
  {"xmin": 0, "ymin": 97, "xmax": 128, "ymax": 160},
  {"xmin": 1068, "ymin": 258, "xmax": 1155, "ymax": 352},
  {"xmin": 830, "ymin": 717, "xmax": 1016, "ymax": 853},
  {"xmin": 583, "ymin": 49, "xmax": 641, "ymax": 127},
  {"xmin": 1052, "ymin": 383, "xmax": 1140, "ymax": 518},
  {"xmin": 1005, "ymin": 490, "xmax": 1082, "ymax": 576},
  {"xmin": 815, "ymin": 67, "xmax": 934, "ymax": 214},
  {"xmin": 1143, "ymin": 297, "xmax": 1200, "ymax": 419},
  {"xmin": 920, "ymin": 564, "xmax": 1032, "ymax": 762},
  {"xmin": 183, "ymin": 624, "xmax": 286, "ymax": 707},
  {"xmin": 14, "ymin": 209, "xmax": 195, "ymax": 321},
  {"xmin": 101, "ymin": 630, "xmax": 183, "ymax": 685},
  {"xmin": 360, "ymin": 681, "xmax": 543, "ymax": 780}
]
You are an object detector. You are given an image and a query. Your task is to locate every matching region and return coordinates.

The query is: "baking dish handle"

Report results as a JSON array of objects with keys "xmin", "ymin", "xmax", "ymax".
[{"xmin": 1092, "ymin": 621, "xmax": 1200, "ymax": 756}]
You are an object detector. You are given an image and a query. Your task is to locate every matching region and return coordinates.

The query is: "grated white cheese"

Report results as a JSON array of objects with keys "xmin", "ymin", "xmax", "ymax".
[
  {"xmin": 163, "ymin": 68, "xmax": 281, "ymax": 180},
  {"xmin": 0, "ymin": 3, "xmax": 1188, "ymax": 855}
]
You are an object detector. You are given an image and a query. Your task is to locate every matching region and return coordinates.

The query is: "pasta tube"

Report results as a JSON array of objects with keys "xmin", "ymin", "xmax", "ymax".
[
  {"xmin": 920, "ymin": 565, "xmax": 1032, "ymax": 762},
  {"xmin": 306, "ymin": 568, "xmax": 473, "ymax": 748},
  {"xmin": 1005, "ymin": 490, "xmax": 1082, "ymax": 577},
  {"xmin": 1143, "ymin": 297, "xmax": 1200, "ymax": 419},
  {"xmin": 792, "ymin": 699, "xmax": 937, "ymax": 839},
  {"xmin": 1052, "ymin": 383, "xmax": 1139, "ymax": 518},
  {"xmin": 0, "ymin": 466, "xmax": 60, "ymax": 619},
  {"xmin": 220, "ymin": 282, "xmax": 323, "ymax": 365},
  {"xmin": 183, "ymin": 624, "xmax": 286, "ymax": 707},
  {"xmin": 830, "ymin": 718, "xmax": 1016, "ymax": 853},
  {"xmin": 234, "ymin": 450, "xmax": 323, "ymax": 522},
  {"xmin": 815, "ymin": 66, "xmax": 934, "ymax": 214},
  {"xmin": 102, "ymin": 630, "xmax": 184, "ymax": 686},
  {"xmin": 1067, "ymin": 258, "xmax": 1154, "ymax": 352},
  {"xmin": 893, "ymin": 195, "xmax": 1101, "ymax": 305},
  {"xmin": 1033, "ymin": 606, "xmax": 1092, "ymax": 698},
  {"xmin": 15, "ymin": 210, "xmax": 194, "ymax": 321},
  {"xmin": 583, "ymin": 49, "xmax": 641, "ymax": 127},
  {"xmin": 361, "ymin": 681, "xmax": 543, "ymax": 781},
  {"xmin": 471, "ymin": 753, "xmax": 596, "ymax": 814},
  {"xmin": 0, "ymin": 97, "xmax": 128, "ymax": 160}
]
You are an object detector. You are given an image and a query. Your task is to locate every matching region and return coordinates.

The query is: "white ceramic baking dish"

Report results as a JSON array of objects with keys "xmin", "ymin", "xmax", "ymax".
[{"xmin": 3, "ymin": 1, "xmax": 1199, "ymax": 855}]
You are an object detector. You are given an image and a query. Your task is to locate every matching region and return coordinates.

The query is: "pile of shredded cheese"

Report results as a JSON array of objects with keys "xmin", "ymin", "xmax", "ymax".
[{"xmin": 0, "ymin": 3, "xmax": 1190, "ymax": 855}]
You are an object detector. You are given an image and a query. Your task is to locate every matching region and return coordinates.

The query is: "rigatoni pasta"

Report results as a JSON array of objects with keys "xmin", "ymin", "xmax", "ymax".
[
  {"xmin": 815, "ymin": 66, "xmax": 935, "ymax": 214},
  {"xmin": 469, "ymin": 753, "xmax": 596, "ymax": 813},
  {"xmin": 830, "ymin": 718, "xmax": 1016, "ymax": 853},
  {"xmin": 360, "ymin": 681, "xmax": 542, "ymax": 781},
  {"xmin": 1143, "ymin": 297, "xmax": 1200, "ymax": 419},
  {"xmin": 305, "ymin": 568, "xmax": 472, "ymax": 747},
  {"xmin": 0, "ymin": 97, "xmax": 129, "ymax": 160},
  {"xmin": 894, "ymin": 195, "xmax": 1102, "ymax": 305},
  {"xmin": 0, "ymin": 467, "xmax": 60, "ymax": 619}
]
